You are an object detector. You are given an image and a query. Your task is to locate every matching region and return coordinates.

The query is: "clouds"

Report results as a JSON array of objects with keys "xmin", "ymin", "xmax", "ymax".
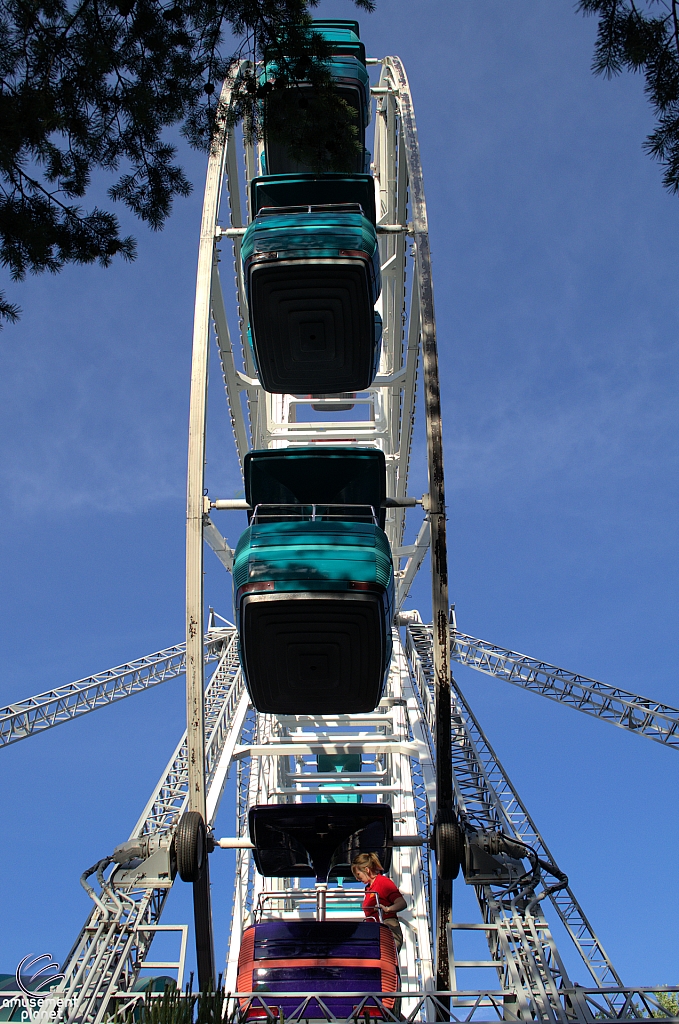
[
  {"xmin": 0, "ymin": 226, "xmax": 193, "ymax": 515},
  {"xmin": 445, "ymin": 338, "xmax": 679, "ymax": 501},
  {"xmin": 0, "ymin": 357, "xmax": 186, "ymax": 514}
]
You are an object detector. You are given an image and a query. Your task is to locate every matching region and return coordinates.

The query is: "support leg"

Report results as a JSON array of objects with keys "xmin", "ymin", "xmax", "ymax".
[{"xmin": 193, "ymin": 862, "xmax": 215, "ymax": 992}]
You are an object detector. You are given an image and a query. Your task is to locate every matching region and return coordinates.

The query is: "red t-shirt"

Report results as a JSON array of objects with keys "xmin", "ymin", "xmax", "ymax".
[{"xmin": 362, "ymin": 874, "xmax": 403, "ymax": 921}]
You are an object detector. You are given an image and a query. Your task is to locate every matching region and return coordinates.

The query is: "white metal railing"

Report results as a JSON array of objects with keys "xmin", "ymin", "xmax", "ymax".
[
  {"xmin": 253, "ymin": 889, "xmax": 365, "ymax": 922},
  {"xmin": 250, "ymin": 503, "xmax": 379, "ymax": 526},
  {"xmin": 220, "ymin": 987, "xmax": 679, "ymax": 1023}
]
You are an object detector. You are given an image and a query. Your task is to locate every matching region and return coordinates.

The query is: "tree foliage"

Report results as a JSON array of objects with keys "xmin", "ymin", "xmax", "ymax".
[
  {"xmin": 653, "ymin": 990, "xmax": 679, "ymax": 1017},
  {"xmin": 579, "ymin": 1, "xmax": 679, "ymax": 192},
  {"xmin": 0, "ymin": 0, "xmax": 373, "ymax": 322},
  {"xmin": 120, "ymin": 979, "xmax": 225, "ymax": 1024}
]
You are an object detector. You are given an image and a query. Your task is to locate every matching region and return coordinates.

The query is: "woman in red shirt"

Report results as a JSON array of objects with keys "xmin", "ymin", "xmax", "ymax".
[{"xmin": 351, "ymin": 852, "xmax": 407, "ymax": 952}]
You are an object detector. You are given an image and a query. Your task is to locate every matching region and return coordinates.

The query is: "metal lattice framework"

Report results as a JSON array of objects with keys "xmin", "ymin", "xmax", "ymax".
[
  {"xmin": 450, "ymin": 629, "xmax": 679, "ymax": 749},
  {"xmin": 0, "ymin": 631, "xmax": 227, "ymax": 748},
  {"xmin": 52, "ymin": 632, "xmax": 246, "ymax": 1024},
  {"xmin": 406, "ymin": 623, "xmax": 625, "ymax": 1016},
  {"xmin": 224, "ymin": 631, "xmax": 435, "ymax": 1007},
  {"xmin": 5, "ymin": 40, "xmax": 679, "ymax": 1024},
  {"xmin": 219, "ymin": 986, "xmax": 679, "ymax": 1023},
  {"xmin": 7, "ymin": 614, "xmax": 678, "ymax": 1021}
]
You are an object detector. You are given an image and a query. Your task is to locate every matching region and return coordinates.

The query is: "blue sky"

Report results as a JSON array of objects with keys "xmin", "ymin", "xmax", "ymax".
[{"xmin": 1, "ymin": 0, "xmax": 678, "ymax": 992}]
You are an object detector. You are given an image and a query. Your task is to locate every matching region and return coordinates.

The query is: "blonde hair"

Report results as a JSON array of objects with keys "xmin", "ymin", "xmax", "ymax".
[{"xmin": 351, "ymin": 852, "xmax": 384, "ymax": 879}]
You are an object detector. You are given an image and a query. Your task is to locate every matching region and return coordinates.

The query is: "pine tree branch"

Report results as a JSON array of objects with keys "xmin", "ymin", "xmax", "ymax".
[
  {"xmin": 0, "ymin": 0, "xmax": 373, "ymax": 323},
  {"xmin": 580, "ymin": 0, "xmax": 679, "ymax": 193}
]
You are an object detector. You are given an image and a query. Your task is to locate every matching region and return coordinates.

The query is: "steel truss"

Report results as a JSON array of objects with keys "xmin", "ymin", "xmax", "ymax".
[
  {"xmin": 26, "ymin": 611, "xmax": 675, "ymax": 1020},
  {"xmin": 0, "ymin": 630, "xmax": 227, "ymax": 748},
  {"xmin": 451, "ymin": 628, "xmax": 679, "ymax": 749},
  {"xmin": 180, "ymin": 55, "xmax": 433, "ymax": 974},
  {"xmin": 52, "ymin": 631, "xmax": 247, "ymax": 1024},
  {"xmin": 407, "ymin": 623, "xmax": 626, "ymax": 1019},
  {"xmin": 8, "ymin": 618, "xmax": 677, "ymax": 756},
  {"xmin": 182, "ymin": 47, "xmax": 455, "ymax": 988}
]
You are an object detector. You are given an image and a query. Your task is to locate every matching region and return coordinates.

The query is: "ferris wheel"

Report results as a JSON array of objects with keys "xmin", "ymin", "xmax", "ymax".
[{"xmin": 3, "ymin": 21, "xmax": 679, "ymax": 1024}]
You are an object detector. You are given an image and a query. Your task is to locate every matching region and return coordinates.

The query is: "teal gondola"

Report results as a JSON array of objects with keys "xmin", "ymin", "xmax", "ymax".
[
  {"xmin": 309, "ymin": 20, "xmax": 367, "ymax": 65},
  {"xmin": 242, "ymin": 202, "xmax": 382, "ymax": 394},
  {"xmin": 317, "ymin": 752, "xmax": 362, "ymax": 804},
  {"xmin": 262, "ymin": 20, "xmax": 371, "ymax": 176},
  {"xmin": 251, "ymin": 173, "xmax": 376, "ymax": 223},
  {"xmin": 233, "ymin": 448, "xmax": 394, "ymax": 714}
]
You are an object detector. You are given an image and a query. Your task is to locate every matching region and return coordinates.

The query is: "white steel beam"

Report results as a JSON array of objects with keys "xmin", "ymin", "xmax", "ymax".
[
  {"xmin": 451, "ymin": 629, "xmax": 679, "ymax": 750},
  {"xmin": 211, "ymin": 262, "xmax": 250, "ymax": 467},
  {"xmin": 203, "ymin": 518, "xmax": 235, "ymax": 572},
  {"xmin": 381, "ymin": 56, "xmax": 454, "ymax": 993},
  {"xmin": 0, "ymin": 631, "xmax": 230, "ymax": 748},
  {"xmin": 186, "ymin": 79, "xmax": 238, "ymax": 831},
  {"xmin": 396, "ymin": 517, "xmax": 431, "ymax": 611}
]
